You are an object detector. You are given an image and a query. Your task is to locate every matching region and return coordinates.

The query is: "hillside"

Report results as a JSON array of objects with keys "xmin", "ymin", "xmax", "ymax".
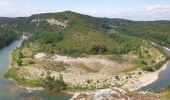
[
  {"xmin": 0, "ymin": 28, "xmax": 19, "ymax": 48},
  {"xmin": 116, "ymin": 21, "xmax": 170, "ymax": 48},
  {"xmin": 0, "ymin": 11, "xmax": 141, "ymax": 56}
]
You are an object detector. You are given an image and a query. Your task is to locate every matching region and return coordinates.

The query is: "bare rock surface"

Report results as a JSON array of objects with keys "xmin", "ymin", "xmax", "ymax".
[
  {"xmin": 70, "ymin": 88, "xmax": 130, "ymax": 100},
  {"xmin": 94, "ymin": 88, "xmax": 130, "ymax": 100}
]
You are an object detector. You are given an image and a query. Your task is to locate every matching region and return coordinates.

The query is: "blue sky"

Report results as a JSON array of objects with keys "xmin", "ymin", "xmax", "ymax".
[{"xmin": 0, "ymin": 0, "xmax": 170, "ymax": 20}]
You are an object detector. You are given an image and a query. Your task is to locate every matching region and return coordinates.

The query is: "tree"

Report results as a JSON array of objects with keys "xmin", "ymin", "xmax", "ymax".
[
  {"xmin": 43, "ymin": 72, "xmax": 67, "ymax": 91},
  {"xmin": 91, "ymin": 45, "xmax": 107, "ymax": 54}
]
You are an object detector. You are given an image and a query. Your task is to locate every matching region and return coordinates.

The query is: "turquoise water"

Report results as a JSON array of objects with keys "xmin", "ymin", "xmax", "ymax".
[{"xmin": 0, "ymin": 40, "xmax": 72, "ymax": 100}]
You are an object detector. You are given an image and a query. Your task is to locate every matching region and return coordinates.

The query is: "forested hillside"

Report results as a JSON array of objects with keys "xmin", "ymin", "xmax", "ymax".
[
  {"xmin": 116, "ymin": 21, "xmax": 170, "ymax": 47},
  {"xmin": 0, "ymin": 28, "xmax": 19, "ymax": 48}
]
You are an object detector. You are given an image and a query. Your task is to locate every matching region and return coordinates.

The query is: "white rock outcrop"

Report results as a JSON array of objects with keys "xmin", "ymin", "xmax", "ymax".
[
  {"xmin": 31, "ymin": 18, "xmax": 68, "ymax": 28},
  {"xmin": 94, "ymin": 88, "xmax": 130, "ymax": 100},
  {"xmin": 34, "ymin": 53, "xmax": 46, "ymax": 59},
  {"xmin": 45, "ymin": 18, "xmax": 68, "ymax": 28},
  {"xmin": 70, "ymin": 88, "xmax": 130, "ymax": 100}
]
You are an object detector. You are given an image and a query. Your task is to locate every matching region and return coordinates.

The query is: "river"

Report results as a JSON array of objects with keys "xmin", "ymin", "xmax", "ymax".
[
  {"xmin": 139, "ymin": 47, "xmax": 170, "ymax": 92},
  {"xmin": 0, "ymin": 40, "xmax": 72, "ymax": 100}
]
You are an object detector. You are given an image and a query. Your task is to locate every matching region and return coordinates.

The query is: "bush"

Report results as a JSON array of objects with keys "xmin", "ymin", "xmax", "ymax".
[
  {"xmin": 91, "ymin": 45, "xmax": 107, "ymax": 54},
  {"xmin": 43, "ymin": 72, "xmax": 67, "ymax": 91},
  {"xmin": 141, "ymin": 60, "xmax": 148, "ymax": 65},
  {"xmin": 17, "ymin": 59, "xmax": 22, "ymax": 66},
  {"xmin": 19, "ymin": 51, "xmax": 23, "ymax": 59},
  {"xmin": 109, "ymin": 54, "xmax": 125, "ymax": 63},
  {"xmin": 86, "ymin": 79, "xmax": 91, "ymax": 84},
  {"xmin": 143, "ymin": 60, "xmax": 166, "ymax": 72},
  {"xmin": 143, "ymin": 67, "xmax": 154, "ymax": 72},
  {"xmin": 115, "ymin": 75, "xmax": 120, "ymax": 80},
  {"xmin": 28, "ymin": 60, "xmax": 35, "ymax": 64}
]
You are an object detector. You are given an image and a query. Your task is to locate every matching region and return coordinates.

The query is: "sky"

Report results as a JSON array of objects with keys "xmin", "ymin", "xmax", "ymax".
[{"xmin": 0, "ymin": 0, "xmax": 170, "ymax": 21}]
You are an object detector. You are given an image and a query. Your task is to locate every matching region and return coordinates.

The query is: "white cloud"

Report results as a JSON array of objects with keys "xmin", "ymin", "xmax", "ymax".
[
  {"xmin": 81, "ymin": 10, "xmax": 132, "ymax": 19},
  {"xmin": 133, "ymin": 5, "xmax": 170, "ymax": 20},
  {"xmin": 144, "ymin": 5, "xmax": 170, "ymax": 14},
  {"xmin": 85, "ymin": 5, "xmax": 170, "ymax": 21}
]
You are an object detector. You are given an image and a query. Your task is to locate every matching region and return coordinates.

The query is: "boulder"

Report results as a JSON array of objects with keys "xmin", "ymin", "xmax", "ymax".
[
  {"xmin": 70, "ymin": 92, "xmax": 93, "ymax": 100},
  {"xmin": 70, "ymin": 88, "xmax": 130, "ymax": 100},
  {"xmin": 94, "ymin": 88, "xmax": 130, "ymax": 100}
]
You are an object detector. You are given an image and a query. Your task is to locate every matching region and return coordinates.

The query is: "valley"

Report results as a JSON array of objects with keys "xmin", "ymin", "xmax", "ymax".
[{"xmin": 0, "ymin": 11, "xmax": 170, "ymax": 99}]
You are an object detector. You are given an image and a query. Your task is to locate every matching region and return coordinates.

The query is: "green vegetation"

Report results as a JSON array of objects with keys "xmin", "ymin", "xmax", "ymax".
[
  {"xmin": 10, "ymin": 48, "xmax": 23, "ymax": 67},
  {"xmin": 0, "ymin": 28, "xmax": 19, "ymax": 48},
  {"xmin": 143, "ymin": 60, "xmax": 167, "ymax": 72},
  {"xmin": 4, "ymin": 67, "xmax": 43, "ymax": 87},
  {"xmin": 116, "ymin": 21, "xmax": 170, "ymax": 48},
  {"xmin": 4, "ymin": 66, "xmax": 67, "ymax": 91},
  {"xmin": 30, "ymin": 27, "xmax": 117, "ymax": 56},
  {"xmin": 108, "ymin": 54, "xmax": 125, "ymax": 63},
  {"xmin": 43, "ymin": 72, "xmax": 67, "ymax": 92}
]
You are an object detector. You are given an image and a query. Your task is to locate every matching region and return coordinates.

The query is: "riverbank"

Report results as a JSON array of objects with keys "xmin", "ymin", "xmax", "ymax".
[
  {"xmin": 11, "ymin": 60, "xmax": 169, "ymax": 94},
  {"xmin": 123, "ymin": 61, "xmax": 169, "ymax": 91},
  {"xmin": 5, "ymin": 52, "xmax": 168, "ymax": 92}
]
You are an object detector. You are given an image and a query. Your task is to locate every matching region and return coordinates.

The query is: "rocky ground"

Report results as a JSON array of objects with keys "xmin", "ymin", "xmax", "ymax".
[{"xmin": 18, "ymin": 52, "xmax": 167, "ymax": 91}]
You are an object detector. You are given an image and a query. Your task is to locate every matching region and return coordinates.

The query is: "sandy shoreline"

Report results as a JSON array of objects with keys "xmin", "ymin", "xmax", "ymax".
[{"xmin": 124, "ymin": 61, "xmax": 169, "ymax": 91}]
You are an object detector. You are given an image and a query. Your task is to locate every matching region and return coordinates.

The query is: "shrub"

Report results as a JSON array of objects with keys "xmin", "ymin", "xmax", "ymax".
[
  {"xmin": 19, "ymin": 51, "xmax": 23, "ymax": 59},
  {"xmin": 91, "ymin": 45, "xmax": 107, "ymax": 54},
  {"xmin": 138, "ymin": 71, "xmax": 142, "ymax": 75},
  {"xmin": 115, "ymin": 75, "xmax": 120, "ymax": 80},
  {"xmin": 109, "ymin": 54, "xmax": 125, "ymax": 63},
  {"xmin": 17, "ymin": 59, "xmax": 22, "ymax": 66},
  {"xmin": 86, "ymin": 79, "xmax": 91, "ymax": 84},
  {"xmin": 28, "ymin": 60, "xmax": 35, "ymax": 64},
  {"xmin": 141, "ymin": 60, "xmax": 148, "ymax": 65},
  {"xmin": 43, "ymin": 72, "xmax": 67, "ymax": 91},
  {"xmin": 143, "ymin": 67, "xmax": 154, "ymax": 72}
]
